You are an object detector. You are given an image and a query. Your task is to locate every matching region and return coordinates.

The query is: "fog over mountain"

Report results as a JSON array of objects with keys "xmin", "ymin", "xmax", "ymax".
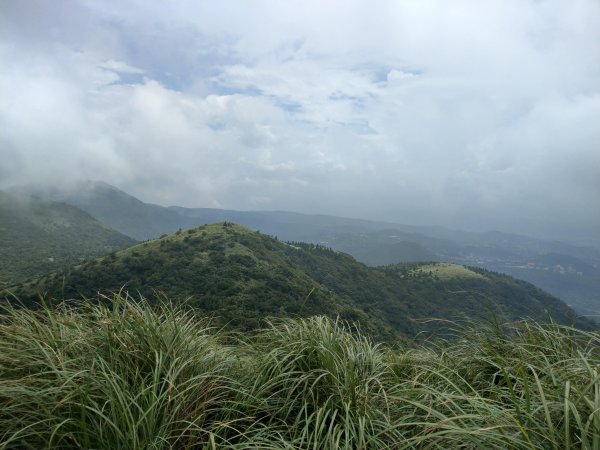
[{"xmin": 1, "ymin": 1, "xmax": 599, "ymax": 244}]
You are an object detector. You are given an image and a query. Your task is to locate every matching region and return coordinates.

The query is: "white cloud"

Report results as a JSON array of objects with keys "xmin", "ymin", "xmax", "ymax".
[
  {"xmin": 99, "ymin": 59, "xmax": 144, "ymax": 74},
  {"xmin": 0, "ymin": 0, "xmax": 598, "ymax": 240}
]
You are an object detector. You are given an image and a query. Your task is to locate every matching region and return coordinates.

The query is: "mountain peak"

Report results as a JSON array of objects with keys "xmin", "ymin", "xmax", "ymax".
[
  {"xmin": 7, "ymin": 181, "xmax": 599, "ymax": 316},
  {"xmin": 8, "ymin": 222, "xmax": 591, "ymax": 340}
]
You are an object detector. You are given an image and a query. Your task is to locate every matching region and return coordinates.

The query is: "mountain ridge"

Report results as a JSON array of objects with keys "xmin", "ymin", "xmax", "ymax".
[
  {"xmin": 7, "ymin": 222, "xmax": 591, "ymax": 340},
  {"xmin": 10, "ymin": 181, "xmax": 599, "ymax": 317},
  {"xmin": 0, "ymin": 190, "xmax": 136, "ymax": 286}
]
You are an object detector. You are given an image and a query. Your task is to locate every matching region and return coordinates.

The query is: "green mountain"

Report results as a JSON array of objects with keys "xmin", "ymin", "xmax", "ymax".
[
  {"xmin": 15, "ymin": 181, "xmax": 599, "ymax": 317},
  {"xmin": 7, "ymin": 222, "xmax": 589, "ymax": 340},
  {"xmin": 0, "ymin": 191, "xmax": 136, "ymax": 287},
  {"xmin": 12, "ymin": 181, "xmax": 195, "ymax": 241}
]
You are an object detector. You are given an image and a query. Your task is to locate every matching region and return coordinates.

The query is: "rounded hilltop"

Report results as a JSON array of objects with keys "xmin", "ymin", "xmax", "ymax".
[{"xmin": 7, "ymin": 221, "xmax": 592, "ymax": 340}]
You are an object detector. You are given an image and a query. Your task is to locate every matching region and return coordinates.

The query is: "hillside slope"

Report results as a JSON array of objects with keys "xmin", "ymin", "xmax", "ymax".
[
  {"xmin": 14, "ymin": 181, "xmax": 197, "ymax": 240},
  {"xmin": 7, "ymin": 223, "xmax": 589, "ymax": 339},
  {"xmin": 17, "ymin": 181, "xmax": 599, "ymax": 316},
  {"xmin": 0, "ymin": 191, "xmax": 136, "ymax": 286}
]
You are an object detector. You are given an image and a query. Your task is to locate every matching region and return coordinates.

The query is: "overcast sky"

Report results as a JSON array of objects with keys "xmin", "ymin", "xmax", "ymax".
[{"xmin": 1, "ymin": 1, "xmax": 599, "ymax": 242}]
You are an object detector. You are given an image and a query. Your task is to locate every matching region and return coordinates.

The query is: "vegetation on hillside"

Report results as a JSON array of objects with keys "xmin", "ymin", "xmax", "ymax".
[
  {"xmin": 23, "ymin": 181, "xmax": 599, "ymax": 317},
  {"xmin": 1, "ymin": 294, "xmax": 598, "ymax": 449},
  {"xmin": 6, "ymin": 223, "xmax": 589, "ymax": 340},
  {"xmin": 0, "ymin": 191, "xmax": 136, "ymax": 286}
]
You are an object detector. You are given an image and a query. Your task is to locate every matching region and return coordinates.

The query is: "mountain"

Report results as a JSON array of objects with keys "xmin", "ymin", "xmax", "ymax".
[
  {"xmin": 13, "ymin": 181, "xmax": 599, "ymax": 317},
  {"xmin": 313, "ymin": 228, "xmax": 600, "ymax": 317},
  {"xmin": 0, "ymin": 191, "xmax": 137, "ymax": 287},
  {"xmin": 12, "ymin": 181, "xmax": 197, "ymax": 240},
  {"xmin": 7, "ymin": 222, "xmax": 590, "ymax": 340}
]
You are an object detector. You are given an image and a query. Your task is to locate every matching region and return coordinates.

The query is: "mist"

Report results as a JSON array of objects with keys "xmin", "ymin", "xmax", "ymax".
[{"xmin": 1, "ymin": 0, "xmax": 599, "ymax": 243}]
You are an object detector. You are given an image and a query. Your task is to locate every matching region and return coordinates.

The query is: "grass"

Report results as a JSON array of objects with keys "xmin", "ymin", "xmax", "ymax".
[
  {"xmin": 0, "ymin": 293, "xmax": 599, "ymax": 449},
  {"xmin": 412, "ymin": 263, "xmax": 485, "ymax": 280}
]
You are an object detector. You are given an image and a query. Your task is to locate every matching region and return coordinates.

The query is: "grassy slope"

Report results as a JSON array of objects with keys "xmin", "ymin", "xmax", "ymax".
[
  {"xmin": 10, "ymin": 222, "xmax": 381, "ymax": 335},
  {"xmin": 7, "ymin": 222, "xmax": 589, "ymax": 339},
  {"xmin": 0, "ymin": 191, "xmax": 136, "ymax": 286},
  {"xmin": 21, "ymin": 181, "xmax": 599, "ymax": 316},
  {"xmin": 0, "ymin": 296, "xmax": 598, "ymax": 449},
  {"xmin": 281, "ymin": 242, "xmax": 589, "ymax": 334}
]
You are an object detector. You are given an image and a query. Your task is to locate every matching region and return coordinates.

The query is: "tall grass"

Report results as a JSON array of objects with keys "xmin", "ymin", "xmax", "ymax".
[
  {"xmin": 0, "ymin": 293, "xmax": 598, "ymax": 449},
  {"xmin": 0, "ymin": 294, "xmax": 238, "ymax": 449}
]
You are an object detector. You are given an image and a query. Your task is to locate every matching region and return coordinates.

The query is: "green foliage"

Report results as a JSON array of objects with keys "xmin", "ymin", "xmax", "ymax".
[
  {"xmin": 1, "ymin": 295, "xmax": 599, "ymax": 449},
  {"xmin": 0, "ymin": 191, "xmax": 136, "ymax": 286},
  {"xmin": 9, "ymin": 223, "xmax": 375, "ymax": 334},
  {"xmin": 21, "ymin": 181, "xmax": 599, "ymax": 316},
  {"xmin": 6, "ymin": 223, "xmax": 591, "ymax": 340}
]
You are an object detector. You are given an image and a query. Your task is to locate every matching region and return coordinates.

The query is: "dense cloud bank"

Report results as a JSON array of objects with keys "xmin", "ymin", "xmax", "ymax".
[{"xmin": 1, "ymin": 1, "xmax": 598, "ymax": 242}]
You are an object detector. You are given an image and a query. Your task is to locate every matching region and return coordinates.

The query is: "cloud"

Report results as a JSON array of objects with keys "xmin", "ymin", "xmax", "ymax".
[{"xmin": 0, "ymin": 0, "xmax": 599, "ymax": 241}]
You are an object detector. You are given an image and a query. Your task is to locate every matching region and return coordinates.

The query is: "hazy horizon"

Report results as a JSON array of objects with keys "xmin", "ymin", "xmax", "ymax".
[
  {"xmin": 5, "ymin": 178, "xmax": 597, "ymax": 249},
  {"xmin": 1, "ymin": 1, "xmax": 599, "ymax": 243}
]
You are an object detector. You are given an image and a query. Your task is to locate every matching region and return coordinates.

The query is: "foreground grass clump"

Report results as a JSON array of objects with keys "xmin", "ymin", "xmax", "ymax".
[
  {"xmin": 0, "ymin": 294, "xmax": 599, "ymax": 449},
  {"xmin": 0, "ymin": 294, "xmax": 237, "ymax": 449}
]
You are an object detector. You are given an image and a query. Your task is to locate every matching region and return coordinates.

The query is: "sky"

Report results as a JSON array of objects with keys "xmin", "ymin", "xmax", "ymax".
[{"xmin": 1, "ymin": 1, "xmax": 599, "ymax": 243}]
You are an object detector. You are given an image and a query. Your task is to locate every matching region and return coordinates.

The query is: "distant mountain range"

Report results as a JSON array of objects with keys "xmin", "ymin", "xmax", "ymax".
[
  {"xmin": 10, "ymin": 181, "xmax": 600, "ymax": 317},
  {"xmin": 0, "ymin": 191, "xmax": 135, "ymax": 287},
  {"xmin": 9, "ymin": 222, "xmax": 590, "ymax": 340}
]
